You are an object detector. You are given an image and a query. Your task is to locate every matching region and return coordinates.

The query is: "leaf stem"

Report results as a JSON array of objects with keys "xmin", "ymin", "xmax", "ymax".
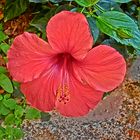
[
  {"xmin": 91, "ymin": 14, "xmax": 98, "ymax": 19},
  {"xmin": 80, "ymin": 7, "xmax": 85, "ymax": 13},
  {"xmin": 94, "ymin": 4, "xmax": 105, "ymax": 13}
]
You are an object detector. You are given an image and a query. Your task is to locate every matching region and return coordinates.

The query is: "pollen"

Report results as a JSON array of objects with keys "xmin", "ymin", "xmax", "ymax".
[{"xmin": 56, "ymin": 84, "xmax": 70, "ymax": 104}]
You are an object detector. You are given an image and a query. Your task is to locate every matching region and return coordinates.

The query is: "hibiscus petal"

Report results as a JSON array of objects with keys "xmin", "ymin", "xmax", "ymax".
[
  {"xmin": 7, "ymin": 32, "xmax": 55, "ymax": 83},
  {"xmin": 55, "ymin": 76, "xmax": 103, "ymax": 117},
  {"xmin": 46, "ymin": 11, "xmax": 93, "ymax": 60},
  {"xmin": 20, "ymin": 67, "xmax": 61, "ymax": 111},
  {"xmin": 73, "ymin": 45, "xmax": 126, "ymax": 92}
]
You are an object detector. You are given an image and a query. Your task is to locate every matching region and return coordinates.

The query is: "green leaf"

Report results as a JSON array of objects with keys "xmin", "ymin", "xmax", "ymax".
[
  {"xmin": 97, "ymin": 0, "xmax": 121, "ymax": 11},
  {"xmin": 0, "ymin": 73, "xmax": 13, "ymax": 93},
  {"xmin": 5, "ymin": 126, "xmax": 23, "ymax": 139},
  {"xmin": 0, "ymin": 31, "xmax": 8, "ymax": 43},
  {"xmin": 14, "ymin": 105, "xmax": 24, "ymax": 118},
  {"xmin": 0, "ymin": 127, "xmax": 5, "ymax": 139},
  {"xmin": 0, "ymin": 24, "xmax": 3, "ymax": 30},
  {"xmin": 5, "ymin": 126, "xmax": 13, "ymax": 138},
  {"xmin": 96, "ymin": 11, "xmax": 140, "ymax": 52},
  {"xmin": 12, "ymin": 81, "xmax": 20, "ymax": 88},
  {"xmin": 87, "ymin": 17, "xmax": 99, "ymax": 43},
  {"xmin": 0, "ymin": 95, "xmax": 3, "ymax": 100},
  {"xmin": 13, "ymin": 127, "xmax": 24, "ymax": 139},
  {"xmin": 15, "ymin": 118, "xmax": 22, "ymax": 126},
  {"xmin": 30, "ymin": 9, "xmax": 56, "ymax": 33},
  {"xmin": 0, "ymin": 102, "xmax": 10, "ymax": 115},
  {"xmin": 50, "ymin": 0, "xmax": 62, "ymax": 3},
  {"xmin": 102, "ymin": 92, "xmax": 110, "ymax": 99},
  {"xmin": 41, "ymin": 112, "xmax": 51, "ymax": 121},
  {"xmin": 75, "ymin": 0, "xmax": 99, "ymax": 7},
  {"xmin": 4, "ymin": 0, "xmax": 28, "ymax": 22},
  {"xmin": 25, "ymin": 107, "xmax": 41, "ymax": 119},
  {"xmin": 55, "ymin": 4, "xmax": 75, "ymax": 13},
  {"xmin": 3, "ymin": 99, "xmax": 17, "ymax": 110},
  {"xmin": 0, "ymin": 43, "xmax": 10, "ymax": 54},
  {"xmin": 4, "ymin": 113, "xmax": 15, "ymax": 125},
  {"xmin": 29, "ymin": 0, "xmax": 48, "ymax": 3},
  {"xmin": 116, "ymin": 28, "xmax": 133, "ymax": 39},
  {"xmin": 115, "ymin": 0, "xmax": 131, "ymax": 3},
  {"xmin": 0, "ymin": 126, "xmax": 5, "ymax": 132},
  {"xmin": 4, "ymin": 94, "xmax": 11, "ymax": 99},
  {"xmin": 0, "ymin": 66, "xmax": 7, "ymax": 74}
]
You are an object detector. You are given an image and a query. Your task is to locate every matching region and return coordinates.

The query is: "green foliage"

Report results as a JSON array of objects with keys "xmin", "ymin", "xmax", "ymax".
[
  {"xmin": 0, "ymin": 31, "xmax": 8, "ymax": 43},
  {"xmin": 30, "ymin": 9, "xmax": 56, "ymax": 33},
  {"xmin": 4, "ymin": 113, "xmax": 15, "ymax": 125},
  {"xmin": 75, "ymin": 0, "xmax": 99, "ymax": 7},
  {"xmin": 29, "ymin": 0, "xmax": 49, "ymax": 3},
  {"xmin": 0, "ymin": 73, "xmax": 13, "ymax": 93},
  {"xmin": 4, "ymin": 126, "xmax": 24, "ymax": 140},
  {"xmin": 25, "ymin": 107, "xmax": 41, "ymax": 119},
  {"xmin": 0, "ymin": 91, "xmax": 50, "ymax": 139},
  {"xmin": 96, "ymin": 11, "xmax": 140, "ymax": 52},
  {"xmin": 115, "ymin": 0, "xmax": 131, "ymax": 3},
  {"xmin": 0, "ymin": 43, "xmax": 10, "ymax": 54},
  {"xmin": 0, "ymin": 24, "xmax": 8, "ymax": 43},
  {"xmin": 0, "ymin": 66, "xmax": 7, "ymax": 74},
  {"xmin": 0, "ymin": 102, "xmax": 10, "ymax": 115},
  {"xmin": 3, "ymin": 98, "xmax": 17, "ymax": 110},
  {"xmin": 4, "ymin": 0, "xmax": 29, "ymax": 22},
  {"xmin": 87, "ymin": 17, "xmax": 99, "ymax": 44},
  {"xmin": 14, "ymin": 105, "xmax": 24, "ymax": 118},
  {"xmin": 41, "ymin": 112, "xmax": 51, "ymax": 121}
]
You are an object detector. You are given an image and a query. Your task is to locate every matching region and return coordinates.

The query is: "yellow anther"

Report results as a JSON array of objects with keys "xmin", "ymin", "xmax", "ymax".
[{"xmin": 56, "ymin": 84, "xmax": 70, "ymax": 104}]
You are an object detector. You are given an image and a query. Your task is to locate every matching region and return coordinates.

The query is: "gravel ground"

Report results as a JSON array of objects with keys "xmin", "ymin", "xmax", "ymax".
[{"xmin": 22, "ymin": 58, "xmax": 140, "ymax": 140}]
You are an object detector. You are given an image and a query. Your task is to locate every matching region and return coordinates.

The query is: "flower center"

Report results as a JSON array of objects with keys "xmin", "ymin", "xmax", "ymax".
[
  {"xmin": 56, "ymin": 84, "xmax": 70, "ymax": 104},
  {"xmin": 55, "ymin": 53, "xmax": 74, "ymax": 104}
]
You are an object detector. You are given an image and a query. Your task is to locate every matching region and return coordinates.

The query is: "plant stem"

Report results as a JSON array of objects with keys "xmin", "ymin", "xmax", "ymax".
[
  {"xmin": 94, "ymin": 4, "xmax": 105, "ymax": 13},
  {"xmin": 80, "ymin": 7, "xmax": 85, "ymax": 13}
]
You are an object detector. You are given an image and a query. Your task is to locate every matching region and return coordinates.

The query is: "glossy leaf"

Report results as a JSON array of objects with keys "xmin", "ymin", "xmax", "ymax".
[
  {"xmin": 0, "ymin": 102, "xmax": 10, "ymax": 115},
  {"xmin": 4, "ymin": 0, "xmax": 28, "ymax": 21},
  {"xmin": 0, "ymin": 95, "xmax": 3, "ymax": 100},
  {"xmin": 5, "ymin": 126, "xmax": 24, "ymax": 139},
  {"xmin": 14, "ymin": 105, "xmax": 24, "ymax": 118},
  {"xmin": 0, "ymin": 43, "xmax": 10, "ymax": 54},
  {"xmin": 4, "ymin": 94, "xmax": 11, "ymax": 99},
  {"xmin": 25, "ymin": 107, "xmax": 41, "ymax": 119},
  {"xmin": 0, "ymin": 31, "xmax": 8, "ymax": 43},
  {"xmin": 50, "ymin": 0, "xmax": 62, "ymax": 3},
  {"xmin": 4, "ymin": 113, "xmax": 15, "ymax": 125},
  {"xmin": 29, "ymin": 0, "xmax": 48, "ymax": 3},
  {"xmin": 0, "ymin": 66, "xmax": 7, "ymax": 74},
  {"xmin": 87, "ymin": 17, "xmax": 99, "ymax": 43},
  {"xmin": 41, "ymin": 112, "xmax": 51, "ymax": 121},
  {"xmin": 0, "ymin": 127, "xmax": 5, "ymax": 139},
  {"xmin": 13, "ymin": 128, "xmax": 24, "ymax": 139},
  {"xmin": 96, "ymin": 11, "xmax": 140, "ymax": 52},
  {"xmin": 0, "ymin": 73, "xmax": 13, "ymax": 93},
  {"xmin": 75, "ymin": 0, "xmax": 99, "ymax": 7},
  {"xmin": 0, "ymin": 24, "xmax": 3, "ymax": 30},
  {"xmin": 30, "ymin": 9, "xmax": 56, "ymax": 33},
  {"xmin": 3, "ymin": 99, "xmax": 17, "ymax": 110},
  {"xmin": 115, "ymin": 0, "xmax": 131, "ymax": 3},
  {"xmin": 97, "ymin": 0, "xmax": 121, "ymax": 11}
]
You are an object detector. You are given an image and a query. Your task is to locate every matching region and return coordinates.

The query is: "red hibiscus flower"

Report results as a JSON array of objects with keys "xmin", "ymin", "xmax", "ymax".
[{"xmin": 7, "ymin": 11, "xmax": 126, "ymax": 117}]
